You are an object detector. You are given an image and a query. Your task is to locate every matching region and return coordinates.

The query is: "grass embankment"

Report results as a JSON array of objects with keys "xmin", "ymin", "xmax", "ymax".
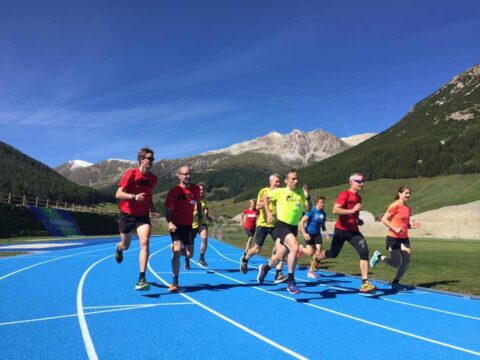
[
  {"xmin": 211, "ymin": 223, "xmax": 480, "ymax": 296},
  {"xmin": 208, "ymin": 174, "xmax": 480, "ymax": 218}
]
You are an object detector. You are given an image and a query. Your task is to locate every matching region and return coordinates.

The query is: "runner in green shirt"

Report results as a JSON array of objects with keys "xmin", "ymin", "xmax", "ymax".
[
  {"xmin": 240, "ymin": 173, "xmax": 287, "ymax": 284},
  {"xmin": 257, "ymin": 169, "xmax": 311, "ymax": 294}
]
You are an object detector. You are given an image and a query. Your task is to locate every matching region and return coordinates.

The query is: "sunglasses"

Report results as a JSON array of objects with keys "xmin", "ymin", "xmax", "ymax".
[
  {"xmin": 179, "ymin": 172, "xmax": 191, "ymax": 176},
  {"xmin": 353, "ymin": 179, "xmax": 365, "ymax": 184}
]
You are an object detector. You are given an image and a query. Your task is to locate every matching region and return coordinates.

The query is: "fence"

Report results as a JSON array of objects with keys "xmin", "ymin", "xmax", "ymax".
[{"xmin": 0, "ymin": 192, "xmax": 117, "ymax": 215}]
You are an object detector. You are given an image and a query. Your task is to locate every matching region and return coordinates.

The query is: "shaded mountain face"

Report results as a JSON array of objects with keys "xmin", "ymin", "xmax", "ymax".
[
  {"xmin": 300, "ymin": 63, "xmax": 480, "ymax": 188},
  {"xmin": 56, "ymin": 129, "xmax": 360, "ymax": 190},
  {"xmin": 0, "ymin": 141, "xmax": 111, "ymax": 204}
]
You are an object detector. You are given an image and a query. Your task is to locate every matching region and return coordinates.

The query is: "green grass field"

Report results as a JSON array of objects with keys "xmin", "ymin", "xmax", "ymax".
[
  {"xmin": 208, "ymin": 174, "xmax": 480, "ymax": 218},
  {"xmin": 211, "ymin": 223, "xmax": 480, "ymax": 296}
]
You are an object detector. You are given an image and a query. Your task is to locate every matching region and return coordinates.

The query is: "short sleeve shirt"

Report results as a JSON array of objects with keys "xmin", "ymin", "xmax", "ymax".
[
  {"xmin": 118, "ymin": 168, "xmax": 158, "ymax": 217},
  {"xmin": 386, "ymin": 201, "xmax": 411, "ymax": 239},
  {"xmin": 243, "ymin": 209, "xmax": 258, "ymax": 230},
  {"xmin": 305, "ymin": 208, "xmax": 327, "ymax": 235},
  {"xmin": 256, "ymin": 187, "xmax": 277, "ymax": 228},
  {"xmin": 268, "ymin": 187, "xmax": 306, "ymax": 226},
  {"xmin": 165, "ymin": 184, "xmax": 201, "ymax": 226},
  {"xmin": 335, "ymin": 189, "xmax": 361, "ymax": 232}
]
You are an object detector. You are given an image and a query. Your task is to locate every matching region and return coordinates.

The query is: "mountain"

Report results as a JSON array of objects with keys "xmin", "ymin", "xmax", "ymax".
[
  {"xmin": 56, "ymin": 129, "xmax": 352, "ymax": 192},
  {"xmin": 0, "ymin": 141, "xmax": 113, "ymax": 204},
  {"xmin": 299, "ymin": 63, "xmax": 480, "ymax": 188},
  {"xmin": 340, "ymin": 133, "xmax": 376, "ymax": 146},
  {"xmin": 203, "ymin": 129, "xmax": 350, "ymax": 167}
]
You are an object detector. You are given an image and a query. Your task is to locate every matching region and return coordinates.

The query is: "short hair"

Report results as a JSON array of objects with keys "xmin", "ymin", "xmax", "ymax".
[
  {"xmin": 349, "ymin": 172, "xmax": 364, "ymax": 181},
  {"xmin": 198, "ymin": 183, "xmax": 206, "ymax": 190},
  {"xmin": 316, "ymin": 196, "xmax": 326, "ymax": 203},
  {"xmin": 269, "ymin": 173, "xmax": 281, "ymax": 182},
  {"xmin": 137, "ymin": 147, "xmax": 154, "ymax": 164},
  {"xmin": 286, "ymin": 169, "xmax": 297, "ymax": 179}
]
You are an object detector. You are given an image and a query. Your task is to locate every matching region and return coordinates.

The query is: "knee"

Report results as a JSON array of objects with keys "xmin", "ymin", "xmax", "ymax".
[
  {"xmin": 359, "ymin": 249, "xmax": 369, "ymax": 261},
  {"xmin": 325, "ymin": 249, "xmax": 338, "ymax": 259}
]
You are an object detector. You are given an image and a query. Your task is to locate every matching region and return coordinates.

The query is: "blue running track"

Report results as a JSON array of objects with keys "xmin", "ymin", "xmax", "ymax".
[{"xmin": 0, "ymin": 235, "xmax": 479, "ymax": 359}]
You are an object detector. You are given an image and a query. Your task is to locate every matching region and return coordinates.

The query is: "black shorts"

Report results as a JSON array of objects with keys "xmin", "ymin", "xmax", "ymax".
[
  {"xmin": 170, "ymin": 223, "xmax": 194, "ymax": 246},
  {"xmin": 192, "ymin": 224, "xmax": 208, "ymax": 238},
  {"xmin": 305, "ymin": 233, "xmax": 323, "ymax": 247},
  {"xmin": 326, "ymin": 228, "xmax": 369, "ymax": 261},
  {"xmin": 119, "ymin": 211, "xmax": 150, "ymax": 234},
  {"xmin": 255, "ymin": 226, "xmax": 278, "ymax": 247},
  {"xmin": 274, "ymin": 220, "xmax": 298, "ymax": 244},
  {"xmin": 386, "ymin": 236, "xmax": 410, "ymax": 251},
  {"xmin": 244, "ymin": 228, "xmax": 255, "ymax": 237}
]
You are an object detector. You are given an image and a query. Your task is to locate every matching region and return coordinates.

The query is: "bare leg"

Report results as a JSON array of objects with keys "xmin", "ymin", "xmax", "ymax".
[{"xmin": 136, "ymin": 224, "xmax": 151, "ymax": 273}]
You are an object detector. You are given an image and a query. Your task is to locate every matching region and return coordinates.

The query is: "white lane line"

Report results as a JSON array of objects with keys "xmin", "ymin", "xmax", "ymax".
[
  {"xmin": 211, "ymin": 241, "xmax": 480, "ymax": 320},
  {"xmin": 0, "ymin": 243, "xmax": 115, "ymax": 281},
  {"xmin": 1, "ymin": 303, "xmax": 193, "ymax": 327},
  {"xmin": 207, "ymin": 242, "xmax": 480, "ymax": 357},
  {"xmin": 148, "ymin": 249, "xmax": 308, "ymax": 360},
  {"xmin": 76, "ymin": 239, "xmax": 169, "ymax": 360},
  {"xmin": 382, "ymin": 298, "xmax": 480, "ymax": 321}
]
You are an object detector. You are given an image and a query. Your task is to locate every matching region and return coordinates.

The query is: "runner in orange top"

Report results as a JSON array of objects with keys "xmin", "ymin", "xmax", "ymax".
[{"xmin": 369, "ymin": 186, "xmax": 420, "ymax": 290}]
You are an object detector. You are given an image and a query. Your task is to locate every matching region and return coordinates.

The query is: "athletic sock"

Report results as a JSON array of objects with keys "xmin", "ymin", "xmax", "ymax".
[
  {"xmin": 139, "ymin": 272, "xmax": 146, "ymax": 280},
  {"xmin": 362, "ymin": 279, "xmax": 368, "ymax": 284},
  {"xmin": 264, "ymin": 265, "xmax": 271, "ymax": 272},
  {"xmin": 288, "ymin": 273, "xmax": 295, "ymax": 282},
  {"xmin": 392, "ymin": 279, "xmax": 399, "ymax": 284},
  {"xmin": 200, "ymin": 253, "xmax": 205, "ymax": 259},
  {"xmin": 275, "ymin": 269, "xmax": 282, "ymax": 277}
]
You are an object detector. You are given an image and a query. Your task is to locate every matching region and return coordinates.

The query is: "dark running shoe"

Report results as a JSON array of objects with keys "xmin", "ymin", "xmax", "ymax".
[
  {"xmin": 199, "ymin": 258, "xmax": 208, "ymax": 267},
  {"xmin": 287, "ymin": 284, "xmax": 301, "ymax": 294},
  {"xmin": 240, "ymin": 255, "xmax": 248, "ymax": 274},
  {"xmin": 257, "ymin": 264, "xmax": 268, "ymax": 285},
  {"xmin": 391, "ymin": 282, "xmax": 414, "ymax": 291},
  {"xmin": 274, "ymin": 272, "xmax": 288, "ymax": 284},
  {"xmin": 115, "ymin": 246, "xmax": 123, "ymax": 264},
  {"xmin": 184, "ymin": 258, "xmax": 191, "ymax": 270},
  {"xmin": 134, "ymin": 278, "xmax": 150, "ymax": 291}
]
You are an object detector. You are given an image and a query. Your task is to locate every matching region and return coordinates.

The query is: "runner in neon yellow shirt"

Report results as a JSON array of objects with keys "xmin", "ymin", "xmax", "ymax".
[
  {"xmin": 190, "ymin": 184, "xmax": 211, "ymax": 267},
  {"xmin": 240, "ymin": 173, "xmax": 287, "ymax": 284},
  {"xmin": 257, "ymin": 170, "xmax": 311, "ymax": 294}
]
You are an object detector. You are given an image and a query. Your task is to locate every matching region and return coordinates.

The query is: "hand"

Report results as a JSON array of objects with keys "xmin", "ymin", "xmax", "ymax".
[
  {"xmin": 394, "ymin": 227, "xmax": 403, "ymax": 234},
  {"xmin": 266, "ymin": 213, "xmax": 274, "ymax": 224},
  {"xmin": 324, "ymin": 233, "xmax": 330, "ymax": 240},
  {"xmin": 352, "ymin": 203, "xmax": 362, "ymax": 213},
  {"xmin": 136, "ymin": 192, "xmax": 146, "ymax": 202},
  {"xmin": 303, "ymin": 233, "xmax": 311, "ymax": 241},
  {"xmin": 412, "ymin": 220, "xmax": 420, "ymax": 229},
  {"xmin": 303, "ymin": 184, "xmax": 309, "ymax": 197},
  {"xmin": 168, "ymin": 222, "xmax": 177, "ymax": 233}
]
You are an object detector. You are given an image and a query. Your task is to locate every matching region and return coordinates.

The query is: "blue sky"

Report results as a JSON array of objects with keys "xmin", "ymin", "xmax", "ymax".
[{"xmin": 1, "ymin": 0, "xmax": 479, "ymax": 167}]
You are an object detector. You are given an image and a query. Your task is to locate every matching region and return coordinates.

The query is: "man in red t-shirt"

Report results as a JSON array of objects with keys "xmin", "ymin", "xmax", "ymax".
[
  {"xmin": 114, "ymin": 147, "xmax": 158, "ymax": 291},
  {"xmin": 317, "ymin": 173, "xmax": 377, "ymax": 293},
  {"xmin": 241, "ymin": 199, "xmax": 258, "ymax": 253},
  {"xmin": 164, "ymin": 165, "xmax": 202, "ymax": 292}
]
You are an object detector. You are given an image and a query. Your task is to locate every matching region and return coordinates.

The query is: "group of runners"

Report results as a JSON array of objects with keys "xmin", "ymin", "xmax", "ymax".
[{"xmin": 114, "ymin": 146, "xmax": 420, "ymax": 294}]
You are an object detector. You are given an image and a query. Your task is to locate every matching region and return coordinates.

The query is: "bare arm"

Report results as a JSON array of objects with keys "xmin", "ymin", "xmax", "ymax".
[
  {"xmin": 116, "ymin": 187, "xmax": 144, "ymax": 202},
  {"xmin": 263, "ymin": 194, "xmax": 274, "ymax": 224},
  {"xmin": 381, "ymin": 210, "xmax": 402, "ymax": 235},
  {"xmin": 332, "ymin": 202, "xmax": 361, "ymax": 215},
  {"xmin": 299, "ymin": 215, "xmax": 310, "ymax": 241}
]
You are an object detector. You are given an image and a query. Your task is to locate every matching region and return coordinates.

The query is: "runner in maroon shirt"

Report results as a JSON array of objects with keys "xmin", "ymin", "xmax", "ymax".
[
  {"xmin": 114, "ymin": 147, "xmax": 159, "ymax": 291},
  {"xmin": 164, "ymin": 165, "xmax": 202, "ymax": 292},
  {"xmin": 316, "ymin": 173, "xmax": 377, "ymax": 293},
  {"xmin": 241, "ymin": 199, "xmax": 258, "ymax": 253}
]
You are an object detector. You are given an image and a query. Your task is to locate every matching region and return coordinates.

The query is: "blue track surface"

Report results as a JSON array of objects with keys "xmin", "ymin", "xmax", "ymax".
[{"xmin": 1, "ymin": 235, "xmax": 479, "ymax": 359}]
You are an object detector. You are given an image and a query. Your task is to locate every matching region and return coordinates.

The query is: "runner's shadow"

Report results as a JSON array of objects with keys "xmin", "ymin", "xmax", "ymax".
[
  {"xmin": 181, "ymin": 282, "xmax": 252, "ymax": 294},
  {"xmin": 205, "ymin": 269, "xmax": 241, "ymax": 274},
  {"xmin": 417, "ymin": 280, "xmax": 459, "ymax": 288}
]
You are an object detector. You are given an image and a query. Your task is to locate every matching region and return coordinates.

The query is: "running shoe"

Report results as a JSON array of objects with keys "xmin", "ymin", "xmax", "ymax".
[
  {"xmin": 240, "ymin": 255, "xmax": 248, "ymax": 274},
  {"xmin": 134, "ymin": 278, "xmax": 150, "ymax": 291},
  {"xmin": 184, "ymin": 258, "xmax": 191, "ymax": 270},
  {"xmin": 391, "ymin": 282, "xmax": 414, "ymax": 291},
  {"xmin": 287, "ymin": 284, "xmax": 301, "ymax": 294},
  {"xmin": 198, "ymin": 257, "xmax": 208, "ymax": 267},
  {"xmin": 114, "ymin": 246, "xmax": 123, "ymax": 264},
  {"xmin": 369, "ymin": 250, "xmax": 382, "ymax": 268},
  {"xmin": 307, "ymin": 271, "xmax": 318, "ymax": 279},
  {"xmin": 359, "ymin": 280, "xmax": 377, "ymax": 293},
  {"xmin": 274, "ymin": 272, "xmax": 288, "ymax": 284},
  {"xmin": 168, "ymin": 282, "xmax": 178, "ymax": 292},
  {"xmin": 257, "ymin": 264, "xmax": 268, "ymax": 285}
]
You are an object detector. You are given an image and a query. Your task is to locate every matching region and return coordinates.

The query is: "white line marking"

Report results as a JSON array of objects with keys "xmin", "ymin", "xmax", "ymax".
[
  {"xmin": 0, "ymin": 244, "xmax": 115, "ymax": 281},
  {"xmin": 207, "ymin": 242, "xmax": 480, "ymax": 357},
  {"xmin": 148, "ymin": 249, "xmax": 308, "ymax": 360},
  {"xmin": 382, "ymin": 298, "xmax": 480, "ymax": 321},
  {"xmin": 1, "ymin": 303, "xmax": 193, "ymax": 326},
  {"xmin": 83, "ymin": 302, "xmax": 193, "ymax": 309}
]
